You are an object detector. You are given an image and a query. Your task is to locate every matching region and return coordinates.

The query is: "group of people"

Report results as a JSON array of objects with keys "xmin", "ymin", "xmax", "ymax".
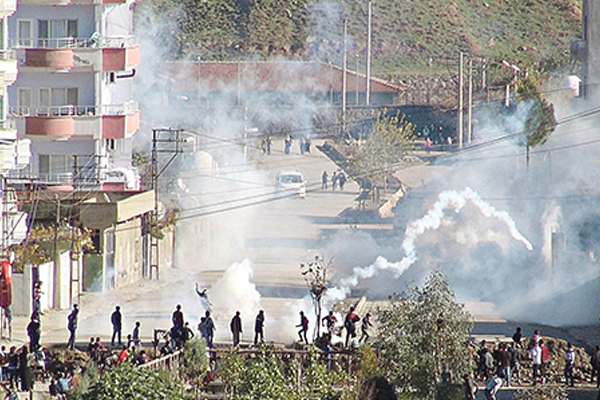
[
  {"xmin": 321, "ymin": 170, "xmax": 347, "ymax": 191},
  {"xmin": 469, "ymin": 327, "xmax": 581, "ymax": 400},
  {"xmin": 283, "ymin": 135, "xmax": 312, "ymax": 155},
  {"xmin": 0, "ymin": 345, "xmax": 36, "ymax": 393}
]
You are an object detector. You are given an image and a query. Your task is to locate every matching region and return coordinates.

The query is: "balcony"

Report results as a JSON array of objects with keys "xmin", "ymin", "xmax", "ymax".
[
  {"xmin": 0, "ymin": 0, "xmax": 17, "ymax": 18},
  {"xmin": 9, "ymin": 101, "xmax": 140, "ymax": 139},
  {"xmin": 13, "ymin": 36, "xmax": 139, "ymax": 72},
  {"xmin": 0, "ymin": 50, "xmax": 18, "ymax": 87}
]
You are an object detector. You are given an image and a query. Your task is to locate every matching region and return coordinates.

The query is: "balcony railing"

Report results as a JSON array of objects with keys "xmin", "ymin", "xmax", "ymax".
[
  {"xmin": 10, "ymin": 35, "xmax": 137, "ymax": 50},
  {"xmin": 9, "ymin": 101, "xmax": 139, "ymax": 117}
]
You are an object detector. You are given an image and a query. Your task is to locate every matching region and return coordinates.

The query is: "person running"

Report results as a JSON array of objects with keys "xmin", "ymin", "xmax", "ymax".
[
  {"xmin": 296, "ymin": 311, "xmax": 309, "ymax": 344},
  {"xmin": 111, "ymin": 306, "xmax": 122, "ymax": 346},
  {"xmin": 254, "ymin": 310, "xmax": 265, "ymax": 346},
  {"xmin": 343, "ymin": 306, "xmax": 360, "ymax": 348},
  {"xmin": 359, "ymin": 312, "xmax": 372, "ymax": 343},
  {"xmin": 322, "ymin": 311, "xmax": 337, "ymax": 334},
  {"xmin": 230, "ymin": 311, "xmax": 242, "ymax": 347},
  {"xmin": 67, "ymin": 305, "xmax": 79, "ymax": 350}
]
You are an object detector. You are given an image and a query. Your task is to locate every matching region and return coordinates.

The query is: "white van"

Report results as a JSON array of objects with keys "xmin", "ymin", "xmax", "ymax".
[{"xmin": 276, "ymin": 171, "xmax": 306, "ymax": 198}]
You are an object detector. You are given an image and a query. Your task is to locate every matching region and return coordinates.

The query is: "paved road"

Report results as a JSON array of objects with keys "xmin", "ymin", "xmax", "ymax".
[{"xmin": 9, "ymin": 140, "xmax": 383, "ymax": 347}]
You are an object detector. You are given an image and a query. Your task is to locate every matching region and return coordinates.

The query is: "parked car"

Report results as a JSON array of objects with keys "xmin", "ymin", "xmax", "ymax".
[{"xmin": 276, "ymin": 171, "xmax": 306, "ymax": 198}]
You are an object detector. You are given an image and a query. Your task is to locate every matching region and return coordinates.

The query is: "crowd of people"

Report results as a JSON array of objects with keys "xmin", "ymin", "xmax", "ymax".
[{"xmin": 466, "ymin": 327, "xmax": 587, "ymax": 400}]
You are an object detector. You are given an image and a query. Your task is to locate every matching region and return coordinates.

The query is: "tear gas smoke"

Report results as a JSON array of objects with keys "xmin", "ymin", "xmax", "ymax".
[{"xmin": 337, "ymin": 187, "xmax": 533, "ymax": 295}]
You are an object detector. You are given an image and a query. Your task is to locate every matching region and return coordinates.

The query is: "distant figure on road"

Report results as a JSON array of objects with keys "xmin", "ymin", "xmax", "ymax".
[
  {"xmin": 67, "ymin": 304, "xmax": 79, "ymax": 350},
  {"xmin": 266, "ymin": 136, "xmax": 273, "ymax": 155},
  {"xmin": 195, "ymin": 283, "xmax": 212, "ymax": 312},
  {"xmin": 331, "ymin": 171, "xmax": 338, "ymax": 190},
  {"xmin": 305, "ymin": 137, "xmax": 311, "ymax": 153},
  {"xmin": 296, "ymin": 311, "xmax": 309, "ymax": 344},
  {"xmin": 338, "ymin": 172, "xmax": 347, "ymax": 191},
  {"xmin": 344, "ymin": 306, "xmax": 360, "ymax": 348},
  {"xmin": 254, "ymin": 310, "xmax": 265, "ymax": 345},
  {"xmin": 321, "ymin": 171, "xmax": 329, "ymax": 190},
  {"xmin": 111, "ymin": 306, "xmax": 122, "ymax": 346},
  {"xmin": 284, "ymin": 136, "xmax": 292, "ymax": 155},
  {"xmin": 230, "ymin": 311, "xmax": 242, "ymax": 347},
  {"xmin": 425, "ymin": 137, "xmax": 432, "ymax": 153},
  {"xmin": 299, "ymin": 137, "xmax": 305, "ymax": 155}
]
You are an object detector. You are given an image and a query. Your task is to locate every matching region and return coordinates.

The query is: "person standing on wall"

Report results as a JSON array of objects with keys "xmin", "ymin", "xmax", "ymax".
[
  {"xmin": 230, "ymin": 311, "xmax": 242, "ymax": 347},
  {"xmin": 254, "ymin": 310, "xmax": 265, "ymax": 346}
]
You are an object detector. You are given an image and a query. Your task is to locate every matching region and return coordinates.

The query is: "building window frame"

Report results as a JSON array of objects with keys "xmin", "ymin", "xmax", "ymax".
[{"xmin": 16, "ymin": 19, "xmax": 34, "ymax": 48}]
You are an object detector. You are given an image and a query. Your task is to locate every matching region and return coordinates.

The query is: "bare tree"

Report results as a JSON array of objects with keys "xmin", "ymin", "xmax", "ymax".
[{"xmin": 300, "ymin": 255, "xmax": 332, "ymax": 339}]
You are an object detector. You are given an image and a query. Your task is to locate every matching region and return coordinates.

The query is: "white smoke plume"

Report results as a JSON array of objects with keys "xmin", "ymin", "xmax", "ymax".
[{"xmin": 337, "ymin": 187, "xmax": 533, "ymax": 292}]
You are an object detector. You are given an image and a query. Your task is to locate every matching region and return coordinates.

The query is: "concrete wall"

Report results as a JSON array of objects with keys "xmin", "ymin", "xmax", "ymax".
[
  {"xmin": 11, "ymin": 250, "xmax": 77, "ymax": 316},
  {"xmin": 113, "ymin": 218, "xmax": 142, "ymax": 288}
]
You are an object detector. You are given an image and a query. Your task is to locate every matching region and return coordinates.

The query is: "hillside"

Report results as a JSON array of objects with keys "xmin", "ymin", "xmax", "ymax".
[{"xmin": 140, "ymin": 0, "xmax": 582, "ymax": 80}]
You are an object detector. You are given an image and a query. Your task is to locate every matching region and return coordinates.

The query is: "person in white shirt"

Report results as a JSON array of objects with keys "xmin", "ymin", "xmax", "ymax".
[{"xmin": 530, "ymin": 342, "xmax": 542, "ymax": 385}]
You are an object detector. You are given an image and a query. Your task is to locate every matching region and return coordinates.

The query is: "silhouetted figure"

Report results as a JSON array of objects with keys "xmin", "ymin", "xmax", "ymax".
[
  {"xmin": 111, "ymin": 306, "xmax": 122, "ymax": 346},
  {"xmin": 254, "ymin": 310, "xmax": 265, "ymax": 345},
  {"xmin": 230, "ymin": 311, "xmax": 242, "ymax": 347},
  {"xmin": 67, "ymin": 305, "xmax": 79, "ymax": 350},
  {"xmin": 296, "ymin": 311, "xmax": 309, "ymax": 344}
]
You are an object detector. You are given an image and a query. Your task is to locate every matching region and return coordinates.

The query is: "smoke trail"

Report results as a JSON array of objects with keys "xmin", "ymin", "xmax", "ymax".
[{"xmin": 338, "ymin": 187, "xmax": 533, "ymax": 290}]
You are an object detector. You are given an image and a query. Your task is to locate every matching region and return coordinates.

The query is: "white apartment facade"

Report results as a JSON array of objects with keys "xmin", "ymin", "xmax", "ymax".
[{"xmin": 7, "ymin": 0, "xmax": 140, "ymax": 191}]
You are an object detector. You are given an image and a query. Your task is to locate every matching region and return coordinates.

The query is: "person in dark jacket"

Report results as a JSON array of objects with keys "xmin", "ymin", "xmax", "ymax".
[
  {"xmin": 254, "ymin": 310, "xmax": 265, "ymax": 345},
  {"xmin": 230, "ymin": 311, "xmax": 242, "ymax": 347},
  {"xmin": 111, "ymin": 306, "xmax": 122, "ymax": 346}
]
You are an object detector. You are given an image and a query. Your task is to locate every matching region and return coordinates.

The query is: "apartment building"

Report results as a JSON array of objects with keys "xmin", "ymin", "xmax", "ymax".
[{"xmin": 7, "ymin": 0, "xmax": 140, "ymax": 191}]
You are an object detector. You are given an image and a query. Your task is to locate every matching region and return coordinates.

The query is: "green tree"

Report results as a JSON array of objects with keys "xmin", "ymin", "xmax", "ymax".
[
  {"xmin": 516, "ymin": 71, "xmax": 557, "ymax": 166},
  {"xmin": 346, "ymin": 111, "xmax": 415, "ymax": 192},
  {"xmin": 82, "ymin": 363, "xmax": 185, "ymax": 400},
  {"xmin": 235, "ymin": 345, "xmax": 297, "ymax": 400},
  {"xmin": 374, "ymin": 270, "xmax": 473, "ymax": 399}
]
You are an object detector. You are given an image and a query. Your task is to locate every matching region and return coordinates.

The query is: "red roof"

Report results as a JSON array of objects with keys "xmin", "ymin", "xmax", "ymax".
[{"xmin": 161, "ymin": 61, "xmax": 406, "ymax": 94}]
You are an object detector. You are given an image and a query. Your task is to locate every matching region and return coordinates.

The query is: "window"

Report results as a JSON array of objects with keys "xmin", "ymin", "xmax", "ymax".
[
  {"xmin": 16, "ymin": 20, "xmax": 33, "ymax": 47},
  {"xmin": 17, "ymin": 88, "xmax": 32, "ymax": 115},
  {"xmin": 38, "ymin": 19, "xmax": 78, "ymax": 48},
  {"xmin": 38, "ymin": 154, "xmax": 72, "ymax": 182},
  {"xmin": 39, "ymin": 88, "xmax": 78, "ymax": 114}
]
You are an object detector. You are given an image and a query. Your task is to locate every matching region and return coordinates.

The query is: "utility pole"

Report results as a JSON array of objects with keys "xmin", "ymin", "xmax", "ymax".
[
  {"xmin": 342, "ymin": 19, "xmax": 347, "ymax": 132},
  {"xmin": 149, "ymin": 128, "xmax": 185, "ymax": 280},
  {"xmin": 457, "ymin": 51, "xmax": 464, "ymax": 149},
  {"xmin": 467, "ymin": 58, "xmax": 473, "ymax": 144},
  {"xmin": 356, "ymin": 54, "xmax": 359, "ymax": 105},
  {"xmin": 53, "ymin": 196, "xmax": 60, "ymax": 308},
  {"xmin": 366, "ymin": 0, "xmax": 372, "ymax": 106}
]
